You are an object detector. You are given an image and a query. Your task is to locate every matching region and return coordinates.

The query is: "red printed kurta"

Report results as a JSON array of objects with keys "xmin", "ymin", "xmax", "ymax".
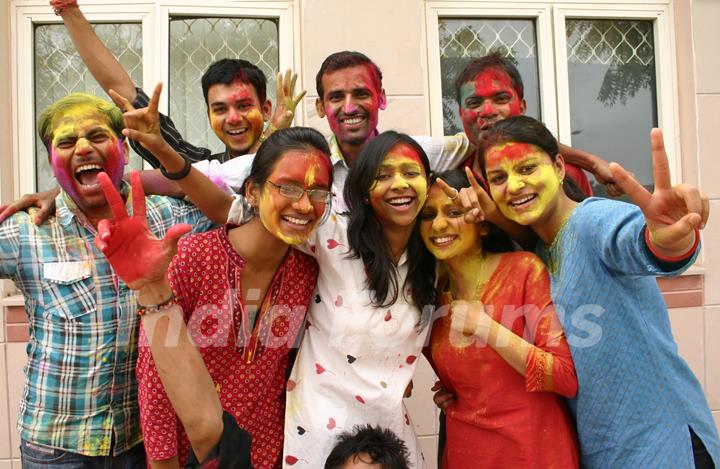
[
  {"xmin": 136, "ymin": 226, "xmax": 318, "ymax": 468},
  {"xmin": 430, "ymin": 252, "xmax": 579, "ymax": 469}
]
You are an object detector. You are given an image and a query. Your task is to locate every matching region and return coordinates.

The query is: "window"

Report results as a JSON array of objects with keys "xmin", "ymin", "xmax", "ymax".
[
  {"xmin": 11, "ymin": 1, "xmax": 295, "ymax": 195},
  {"xmin": 425, "ymin": 1, "xmax": 678, "ymax": 192},
  {"xmin": 565, "ymin": 19, "xmax": 657, "ymax": 194},
  {"xmin": 438, "ymin": 18, "xmax": 540, "ymax": 135}
]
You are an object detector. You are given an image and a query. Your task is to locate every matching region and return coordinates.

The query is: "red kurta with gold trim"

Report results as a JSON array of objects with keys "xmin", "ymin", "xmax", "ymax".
[
  {"xmin": 430, "ymin": 251, "xmax": 579, "ymax": 469},
  {"xmin": 137, "ymin": 226, "xmax": 318, "ymax": 468}
]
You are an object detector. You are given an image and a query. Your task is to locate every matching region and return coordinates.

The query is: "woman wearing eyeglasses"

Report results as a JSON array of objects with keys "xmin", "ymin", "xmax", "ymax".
[{"xmin": 110, "ymin": 85, "xmax": 334, "ymax": 469}]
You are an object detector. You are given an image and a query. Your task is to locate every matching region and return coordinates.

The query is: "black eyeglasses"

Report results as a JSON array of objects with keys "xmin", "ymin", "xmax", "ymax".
[{"xmin": 265, "ymin": 180, "xmax": 331, "ymax": 203}]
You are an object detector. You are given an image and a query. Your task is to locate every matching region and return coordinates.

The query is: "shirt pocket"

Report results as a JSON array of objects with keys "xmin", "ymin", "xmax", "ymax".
[{"xmin": 41, "ymin": 261, "xmax": 97, "ymax": 321}]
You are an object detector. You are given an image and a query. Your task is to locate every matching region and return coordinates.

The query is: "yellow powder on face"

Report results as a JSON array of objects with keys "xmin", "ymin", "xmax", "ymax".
[{"xmin": 493, "ymin": 159, "xmax": 562, "ymax": 226}]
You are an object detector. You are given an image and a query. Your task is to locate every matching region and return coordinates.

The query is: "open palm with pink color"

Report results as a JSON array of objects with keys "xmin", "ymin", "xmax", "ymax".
[{"xmin": 94, "ymin": 171, "xmax": 190, "ymax": 290}]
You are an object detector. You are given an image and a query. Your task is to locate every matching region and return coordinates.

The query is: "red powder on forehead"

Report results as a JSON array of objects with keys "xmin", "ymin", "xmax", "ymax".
[
  {"xmin": 472, "ymin": 68, "xmax": 522, "ymax": 115},
  {"xmin": 227, "ymin": 81, "xmax": 258, "ymax": 102},
  {"xmin": 388, "ymin": 143, "xmax": 424, "ymax": 165},
  {"xmin": 485, "ymin": 142, "xmax": 538, "ymax": 166}
]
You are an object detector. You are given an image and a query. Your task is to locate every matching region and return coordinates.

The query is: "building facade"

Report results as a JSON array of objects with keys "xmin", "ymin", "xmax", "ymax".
[{"xmin": 1, "ymin": 0, "xmax": 719, "ymax": 467}]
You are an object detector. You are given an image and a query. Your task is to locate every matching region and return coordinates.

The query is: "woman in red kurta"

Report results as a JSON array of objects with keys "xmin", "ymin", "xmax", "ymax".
[
  {"xmin": 420, "ymin": 169, "xmax": 579, "ymax": 469},
  {"xmin": 132, "ymin": 126, "xmax": 334, "ymax": 469}
]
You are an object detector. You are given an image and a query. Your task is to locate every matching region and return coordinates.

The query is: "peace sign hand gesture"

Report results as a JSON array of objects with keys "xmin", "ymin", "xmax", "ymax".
[
  {"xmin": 108, "ymin": 82, "xmax": 167, "ymax": 157},
  {"xmin": 610, "ymin": 129, "xmax": 709, "ymax": 259},
  {"xmin": 94, "ymin": 171, "xmax": 190, "ymax": 290},
  {"xmin": 436, "ymin": 167, "xmax": 498, "ymax": 224}
]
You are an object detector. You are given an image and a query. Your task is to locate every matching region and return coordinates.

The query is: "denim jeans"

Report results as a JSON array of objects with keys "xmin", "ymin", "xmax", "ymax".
[{"xmin": 20, "ymin": 440, "xmax": 145, "ymax": 469}]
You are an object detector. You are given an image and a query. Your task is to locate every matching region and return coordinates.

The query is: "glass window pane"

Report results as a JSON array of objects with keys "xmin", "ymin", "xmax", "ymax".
[
  {"xmin": 566, "ymin": 19, "xmax": 657, "ymax": 196},
  {"xmin": 438, "ymin": 18, "xmax": 540, "ymax": 135},
  {"xmin": 169, "ymin": 17, "xmax": 279, "ymax": 155},
  {"xmin": 34, "ymin": 22, "xmax": 143, "ymax": 191}
]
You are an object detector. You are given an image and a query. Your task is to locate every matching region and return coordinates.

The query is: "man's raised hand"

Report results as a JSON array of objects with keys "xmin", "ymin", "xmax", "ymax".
[
  {"xmin": 109, "ymin": 82, "xmax": 166, "ymax": 155},
  {"xmin": 94, "ymin": 171, "xmax": 190, "ymax": 290}
]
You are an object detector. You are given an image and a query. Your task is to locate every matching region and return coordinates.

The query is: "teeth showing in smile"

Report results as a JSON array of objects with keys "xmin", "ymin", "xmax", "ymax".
[
  {"xmin": 226, "ymin": 128, "xmax": 248, "ymax": 135},
  {"xmin": 341, "ymin": 117, "xmax": 363, "ymax": 125},
  {"xmin": 75, "ymin": 164, "xmax": 103, "ymax": 187},
  {"xmin": 510, "ymin": 195, "xmax": 536, "ymax": 207},
  {"xmin": 388, "ymin": 197, "xmax": 412, "ymax": 206},
  {"xmin": 75, "ymin": 164, "xmax": 102, "ymax": 174},
  {"xmin": 283, "ymin": 215, "xmax": 310, "ymax": 226},
  {"xmin": 431, "ymin": 235, "xmax": 457, "ymax": 246}
]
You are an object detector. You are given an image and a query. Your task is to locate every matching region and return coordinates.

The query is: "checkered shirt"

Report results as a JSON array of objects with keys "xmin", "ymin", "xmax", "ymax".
[{"xmin": 0, "ymin": 185, "xmax": 213, "ymax": 456}]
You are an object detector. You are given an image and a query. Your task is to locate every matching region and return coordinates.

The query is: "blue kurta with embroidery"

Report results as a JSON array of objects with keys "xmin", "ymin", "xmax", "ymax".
[{"xmin": 536, "ymin": 197, "xmax": 719, "ymax": 468}]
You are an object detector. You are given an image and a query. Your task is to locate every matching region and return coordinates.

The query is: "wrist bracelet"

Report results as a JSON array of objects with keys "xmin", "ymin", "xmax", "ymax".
[
  {"xmin": 645, "ymin": 227, "xmax": 700, "ymax": 263},
  {"xmin": 137, "ymin": 293, "xmax": 179, "ymax": 316},
  {"xmin": 160, "ymin": 155, "xmax": 191, "ymax": 180}
]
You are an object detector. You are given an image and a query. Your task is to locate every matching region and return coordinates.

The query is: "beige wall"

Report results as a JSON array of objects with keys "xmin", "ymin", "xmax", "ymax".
[
  {"xmin": 0, "ymin": 0, "xmax": 719, "ymax": 467},
  {"xmin": 301, "ymin": 0, "xmax": 430, "ymax": 137},
  {"xmin": 692, "ymin": 0, "xmax": 720, "ymax": 432}
]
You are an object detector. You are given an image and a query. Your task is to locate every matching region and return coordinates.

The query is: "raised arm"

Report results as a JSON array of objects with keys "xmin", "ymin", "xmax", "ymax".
[
  {"xmin": 111, "ymin": 83, "xmax": 234, "ymax": 223},
  {"xmin": 53, "ymin": 1, "xmax": 137, "ymax": 102},
  {"xmin": 94, "ymin": 171, "xmax": 223, "ymax": 462},
  {"xmin": 610, "ymin": 128, "xmax": 709, "ymax": 260}
]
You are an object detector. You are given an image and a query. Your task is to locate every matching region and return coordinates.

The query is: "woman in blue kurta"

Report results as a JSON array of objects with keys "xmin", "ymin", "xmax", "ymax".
[{"xmin": 473, "ymin": 116, "xmax": 719, "ymax": 468}]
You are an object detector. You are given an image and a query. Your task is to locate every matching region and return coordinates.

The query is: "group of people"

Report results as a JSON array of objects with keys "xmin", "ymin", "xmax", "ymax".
[{"xmin": 0, "ymin": 1, "xmax": 719, "ymax": 468}]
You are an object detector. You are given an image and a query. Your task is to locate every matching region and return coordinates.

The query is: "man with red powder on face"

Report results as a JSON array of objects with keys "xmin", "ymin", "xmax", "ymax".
[
  {"xmin": 0, "ymin": 93, "xmax": 214, "ymax": 468},
  {"xmin": 454, "ymin": 53, "xmax": 621, "ymax": 197}
]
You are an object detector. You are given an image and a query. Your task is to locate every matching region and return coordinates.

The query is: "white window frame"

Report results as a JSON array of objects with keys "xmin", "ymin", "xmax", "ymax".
[
  {"xmin": 424, "ymin": 2, "xmax": 558, "ymax": 137},
  {"xmin": 10, "ymin": 0, "xmax": 298, "ymax": 197},
  {"xmin": 424, "ymin": 0, "xmax": 680, "ymax": 182}
]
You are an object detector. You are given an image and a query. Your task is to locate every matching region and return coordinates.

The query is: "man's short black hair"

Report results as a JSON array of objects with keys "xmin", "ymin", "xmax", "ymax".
[
  {"xmin": 454, "ymin": 52, "xmax": 524, "ymax": 104},
  {"xmin": 324, "ymin": 425, "xmax": 410, "ymax": 469},
  {"xmin": 201, "ymin": 58, "xmax": 268, "ymax": 105},
  {"xmin": 315, "ymin": 51, "xmax": 383, "ymax": 99}
]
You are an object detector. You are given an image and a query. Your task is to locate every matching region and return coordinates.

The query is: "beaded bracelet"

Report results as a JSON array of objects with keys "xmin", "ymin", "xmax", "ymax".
[{"xmin": 137, "ymin": 293, "xmax": 179, "ymax": 316}]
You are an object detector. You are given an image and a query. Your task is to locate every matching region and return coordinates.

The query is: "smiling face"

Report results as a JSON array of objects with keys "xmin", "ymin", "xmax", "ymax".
[
  {"xmin": 252, "ymin": 148, "xmax": 332, "ymax": 245},
  {"xmin": 207, "ymin": 80, "xmax": 270, "ymax": 156},
  {"xmin": 49, "ymin": 104, "xmax": 128, "ymax": 217},
  {"xmin": 368, "ymin": 143, "xmax": 428, "ymax": 232},
  {"xmin": 316, "ymin": 64, "xmax": 387, "ymax": 149},
  {"xmin": 459, "ymin": 68, "xmax": 526, "ymax": 145},
  {"xmin": 484, "ymin": 142, "xmax": 564, "ymax": 227},
  {"xmin": 420, "ymin": 184, "xmax": 482, "ymax": 261}
]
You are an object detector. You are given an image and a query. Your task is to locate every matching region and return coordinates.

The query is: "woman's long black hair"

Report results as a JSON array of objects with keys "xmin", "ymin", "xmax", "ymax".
[{"xmin": 344, "ymin": 131, "xmax": 436, "ymax": 325}]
